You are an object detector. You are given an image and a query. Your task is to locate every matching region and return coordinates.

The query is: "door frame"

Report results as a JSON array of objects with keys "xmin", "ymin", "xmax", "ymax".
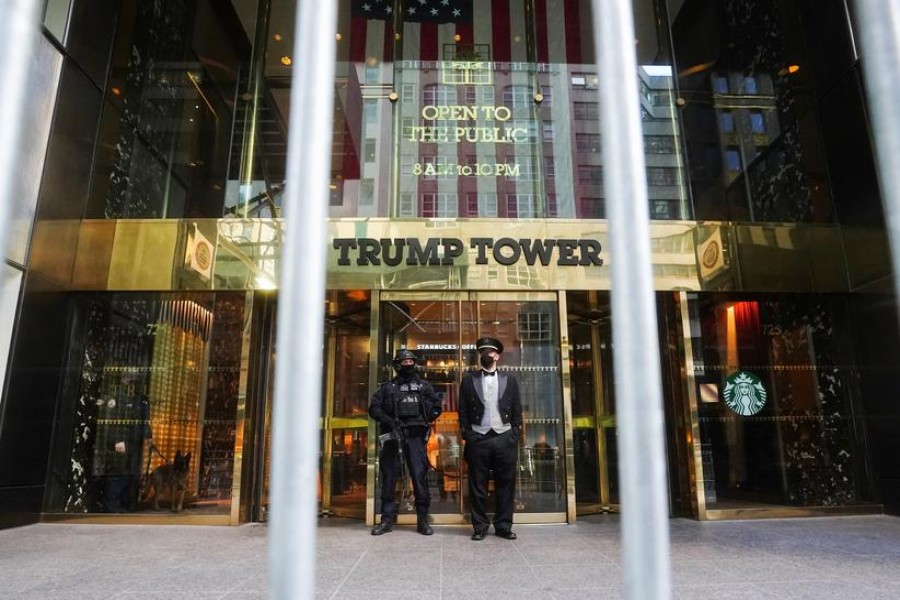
[{"xmin": 367, "ymin": 290, "xmax": 576, "ymax": 526}]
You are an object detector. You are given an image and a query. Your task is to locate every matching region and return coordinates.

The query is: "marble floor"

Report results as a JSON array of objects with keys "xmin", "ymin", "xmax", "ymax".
[{"xmin": 1, "ymin": 514, "xmax": 900, "ymax": 599}]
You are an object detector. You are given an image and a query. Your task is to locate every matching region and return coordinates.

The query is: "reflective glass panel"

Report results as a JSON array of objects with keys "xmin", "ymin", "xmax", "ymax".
[
  {"xmin": 691, "ymin": 293, "xmax": 874, "ymax": 509},
  {"xmin": 45, "ymin": 292, "xmax": 245, "ymax": 515}
]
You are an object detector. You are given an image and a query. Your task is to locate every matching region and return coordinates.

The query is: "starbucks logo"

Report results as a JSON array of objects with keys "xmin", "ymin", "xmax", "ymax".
[{"xmin": 722, "ymin": 371, "xmax": 767, "ymax": 416}]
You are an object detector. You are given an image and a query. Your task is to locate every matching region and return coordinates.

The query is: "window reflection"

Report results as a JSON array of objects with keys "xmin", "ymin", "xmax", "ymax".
[
  {"xmin": 47, "ymin": 293, "xmax": 244, "ymax": 515},
  {"xmin": 692, "ymin": 294, "xmax": 873, "ymax": 509}
]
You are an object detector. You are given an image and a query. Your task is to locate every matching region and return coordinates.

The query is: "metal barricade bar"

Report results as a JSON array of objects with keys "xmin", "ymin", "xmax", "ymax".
[
  {"xmin": 590, "ymin": 0, "xmax": 672, "ymax": 598},
  {"xmin": 268, "ymin": 1, "xmax": 337, "ymax": 599},
  {"xmin": 854, "ymin": 1, "xmax": 900, "ymax": 307}
]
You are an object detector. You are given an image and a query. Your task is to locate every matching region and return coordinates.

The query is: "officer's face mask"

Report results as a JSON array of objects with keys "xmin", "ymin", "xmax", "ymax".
[
  {"xmin": 480, "ymin": 353, "xmax": 495, "ymax": 369},
  {"xmin": 397, "ymin": 362, "xmax": 417, "ymax": 377}
]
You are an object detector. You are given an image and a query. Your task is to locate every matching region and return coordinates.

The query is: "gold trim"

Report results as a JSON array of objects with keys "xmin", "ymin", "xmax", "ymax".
[
  {"xmin": 589, "ymin": 291, "xmax": 611, "ymax": 508},
  {"xmin": 230, "ymin": 292, "xmax": 255, "ymax": 524},
  {"xmin": 41, "ymin": 513, "xmax": 231, "ymax": 526},
  {"xmin": 33, "ymin": 219, "xmax": 889, "ymax": 293},
  {"xmin": 703, "ymin": 505, "xmax": 883, "ymax": 521},
  {"xmin": 557, "ymin": 292, "xmax": 577, "ymax": 524},
  {"xmin": 328, "ymin": 507, "xmax": 366, "ymax": 520},
  {"xmin": 576, "ymin": 502, "xmax": 621, "ymax": 516},
  {"xmin": 386, "ymin": 512, "xmax": 568, "ymax": 525},
  {"xmin": 321, "ymin": 319, "xmax": 338, "ymax": 512},
  {"xmin": 676, "ymin": 291, "xmax": 706, "ymax": 519},
  {"xmin": 572, "ymin": 416, "xmax": 595, "ymax": 429},
  {"xmin": 365, "ymin": 293, "xmax": 381, "ymax": 526},
  {"xmin": 330, "ymin": 417, "xmax": 368, "ymax": 429}
]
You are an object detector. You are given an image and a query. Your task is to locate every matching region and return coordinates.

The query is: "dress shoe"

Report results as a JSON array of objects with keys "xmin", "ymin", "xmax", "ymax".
[
  {"xmin": 495, "ymin": 529, "xmax": 517, "ymax": 540},
  {"xmin": 371, "ymin": 520, "xmax": 394, "ymax": 535},
  {"xmin": 471, "ymin": 529, "xmax": 487, "ymax": 541},
  {"xmin": 417, "ymin": 521, "xmax": 434, "ymax": 536}
]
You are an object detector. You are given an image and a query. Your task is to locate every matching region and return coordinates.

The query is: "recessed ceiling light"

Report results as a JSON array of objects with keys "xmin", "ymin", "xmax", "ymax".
[{"xmin": 280, "ymin": 55, "xmax": 292, "ymax": 66}]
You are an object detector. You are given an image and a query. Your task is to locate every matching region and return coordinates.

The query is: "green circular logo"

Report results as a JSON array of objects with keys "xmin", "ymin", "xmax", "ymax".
[{"xmin": 721, "ymin": 371, "xmax": 767, "ymax": 416}]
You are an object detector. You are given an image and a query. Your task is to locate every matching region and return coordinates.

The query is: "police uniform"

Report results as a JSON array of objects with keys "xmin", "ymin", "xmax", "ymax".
[
  {"xmin": 369, "ymin": 351, "xmax": 441, "ymax": 535},
  {"xmin": 96, "ymin": 388, "xmax": 152, "ymax": 513},
  {"xmin": 458, "ymin": 337, "xmax": 522, "ymax": 540}
]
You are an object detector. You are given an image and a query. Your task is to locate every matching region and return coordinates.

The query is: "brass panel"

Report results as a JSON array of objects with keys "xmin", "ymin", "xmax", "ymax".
[
  {"xmin": 572, "ymin": 416, "xmax": 595, "ymax": 429},
  {"xmin": 557, "ymin": 292, "xmax": 578, "ymax": 524},
  {"xmin": 330, "ymin": 417, "xmax": 368, "ymax": 429},
  {"xmin": 41, "ymin": 513, "xmax": 231, "ymax": 526},
  {"xmin": 328, "ymin": 219, "xmax": 698, "ymax": 291},
  {"xmin": 321, "ymin": 325, "xmax": 337, "ymax": 511},
  {"xmin": 29, "ymin": 220, "xmax": 80, "ymax": 288},
  {"xmin": 365, "ymin": 293, "xmax": 381, "ymax": 526},
  {"xmin": 107, "ymin": 221, "xmax": 178, "ymax": 290},
  {"xmin": 33, "ymin": 218, "xmax": 892, "ymax": 293},
  {"xmin": 329, "ymin": 506, "xmax": 365, "ymax": 519},
  {"xmin": 229, "ymin": 293, "xmax": 255, "ymax": 524},
  {"xmin": 676, "ymin": 291, "xmax": 706, "ymax": 519},
  {"xmin": 72, "ymin": 220, "xmax": 116, "ymax": 288},
  {"xmin": 387, "ymin": 512, "xmax": 568, "ymax": 525},
  {"xmin": 703, "ymin": 504, "xmax": 883, "ymax": 521}
]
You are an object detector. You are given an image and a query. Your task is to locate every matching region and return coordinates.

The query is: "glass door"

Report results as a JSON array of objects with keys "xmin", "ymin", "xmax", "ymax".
[
  {"xmin": 567, "ymin": 292, "xmax": 619, "ymax": 514},
  {"xmin": 376, "ymin": 292, "xmax": 567, "ymax": 525},
  {"xmin": 254, "ymin": 291, "xmax": 372, "ymax": 521}
]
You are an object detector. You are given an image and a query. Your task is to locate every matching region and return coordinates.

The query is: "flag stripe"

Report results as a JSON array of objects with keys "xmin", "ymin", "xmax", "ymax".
[
  {"xmin": 492, "ymin": 0, "xmax": 511, "ymax": 63},
  {"xmin": 509, "ymin": 0, "xmax": 527, "ymax": 61},
  {"xmin": 349, "ymin": 16, "xmax": 367, "ymax": 63},
  {"xmin": 564, "ymin": 0, "xmax": 582, "ymax": 64},
  {"xmin": 419, "ymin": 22, "xmax": 438, "ymax": 61},
  {"xmin": 457, "ymin": 21, "xmax": 473, "ymax": 46},
  {"xmin": 384, "ymin": 20, "xmax": 394, "ymax": 62},
  {"xmin": 535, "ymin": 0, "xmax": 550, "ymax": 63}
]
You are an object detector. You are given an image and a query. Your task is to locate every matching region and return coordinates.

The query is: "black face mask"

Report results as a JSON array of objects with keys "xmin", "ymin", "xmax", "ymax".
[
  {"xmin": 480, "ymin": 354, "xmax": 495, "ymax": 369},
  {"xmin": 397, "ymin": 364, "xmax": 417, "ymax": 377}
]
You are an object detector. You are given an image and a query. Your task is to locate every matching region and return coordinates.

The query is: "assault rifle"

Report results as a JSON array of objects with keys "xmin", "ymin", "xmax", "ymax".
[{"xmin": 378, "ymin": 421, "xmax": 413, "ymax": 509}]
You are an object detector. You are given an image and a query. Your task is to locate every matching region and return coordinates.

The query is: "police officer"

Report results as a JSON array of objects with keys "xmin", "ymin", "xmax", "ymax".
[
  {"xmin": 369, "ymin": 349, "xmax": 442, "ymax": 535},
  {"xmin": 98, "ymin": 379, "xmax": 153, "ymax": 513},
  {"xmin": 459, "ymin": 337, "xmax": 522, "ymax": 540}
]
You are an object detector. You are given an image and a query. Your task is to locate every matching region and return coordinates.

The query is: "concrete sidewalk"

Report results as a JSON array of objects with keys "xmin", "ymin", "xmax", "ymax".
[{"xmin": 1, "ymin": 514, "xmax": 900, "ymax": 599}]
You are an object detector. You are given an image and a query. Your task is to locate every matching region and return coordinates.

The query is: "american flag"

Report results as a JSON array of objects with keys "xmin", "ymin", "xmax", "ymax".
[
  {"xmin": 344, "ymin": 1, "xmax": 592, "ymax": 78},
  {"xmin": 337, "ymin": 1, "xmax": 598, "ymax": 218},
  {"xmin": 352, "ymin": 0, "xmax": 473, "ymax": 24}
]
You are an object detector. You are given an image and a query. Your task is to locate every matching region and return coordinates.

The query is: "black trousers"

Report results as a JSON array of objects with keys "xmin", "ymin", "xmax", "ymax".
[
  {"xmin": 378, "ymin": 434, "xmax": 430, "ymax": 520},
  {"xmin": 464, "ymin": 429, "xmax": 517, "ymax": 532}
]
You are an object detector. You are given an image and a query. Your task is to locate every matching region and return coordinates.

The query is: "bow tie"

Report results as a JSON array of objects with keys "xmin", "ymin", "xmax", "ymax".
[{"xmin": 482, "ymin": 370, "xmax": 497, "ymax": 376}]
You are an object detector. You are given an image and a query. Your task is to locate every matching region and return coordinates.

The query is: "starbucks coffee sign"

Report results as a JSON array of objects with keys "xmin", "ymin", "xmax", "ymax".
[{"xmin": 721, "ymin": 371, "xmax": 767, "ymax": 416}]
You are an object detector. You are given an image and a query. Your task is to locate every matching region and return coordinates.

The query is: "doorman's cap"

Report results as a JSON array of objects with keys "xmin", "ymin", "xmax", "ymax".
[{"xmin": 475, "ymin": 337, "xmax": 504, "ymax": 354}]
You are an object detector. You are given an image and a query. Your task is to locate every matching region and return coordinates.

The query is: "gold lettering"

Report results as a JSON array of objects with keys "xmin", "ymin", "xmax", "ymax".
[{"xmin": 420, "ymin": 104, "xmax": 513, "ymax": 122}]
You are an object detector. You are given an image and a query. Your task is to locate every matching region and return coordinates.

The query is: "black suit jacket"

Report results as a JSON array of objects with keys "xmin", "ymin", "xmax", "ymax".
[{"xmin": 458, "ymin": 370, "xmax": 523, "ymax": 444}]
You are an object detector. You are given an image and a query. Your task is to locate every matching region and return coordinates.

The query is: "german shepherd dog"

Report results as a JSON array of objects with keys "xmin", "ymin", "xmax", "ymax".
[{"xmin": 147, "ymin": 450, "xmax": 191, "ymax": 512}]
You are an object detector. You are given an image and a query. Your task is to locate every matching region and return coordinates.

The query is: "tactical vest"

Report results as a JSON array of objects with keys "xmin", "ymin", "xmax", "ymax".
[{"xmin": 394, "ymin": 380, "xmax": 425, "ymax": 422}]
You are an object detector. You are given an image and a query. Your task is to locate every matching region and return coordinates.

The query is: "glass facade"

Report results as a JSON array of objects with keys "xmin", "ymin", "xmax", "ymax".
[
  {"xmin": 1, "ymin": 0, "xmax": 899, "ymax": 527},
  {"xmin": 44, "ymin": 293, "xmax": 247, "ymax": 516},
  {"xmin": 689, "ymin": 294, "xmax": 873, "ymax": 509}
]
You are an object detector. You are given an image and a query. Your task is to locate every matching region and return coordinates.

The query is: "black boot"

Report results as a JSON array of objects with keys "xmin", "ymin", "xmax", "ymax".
[
  {"xmin": 371, "ymin": 517, "xmax": 394, "ymax": 536},
  {"xmin": 416, "ymin": 516, "xmax": 434, "ymax": 536}
]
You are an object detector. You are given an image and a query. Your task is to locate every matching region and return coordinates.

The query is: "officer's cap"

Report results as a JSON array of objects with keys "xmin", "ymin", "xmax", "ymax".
[
  {"xmin": 392, "ymin": 348, "xmax": 418, "ymax": 364},
  {"xmin": 475, "ymin": 337, "xmax": 503, "ymax": 354}
]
